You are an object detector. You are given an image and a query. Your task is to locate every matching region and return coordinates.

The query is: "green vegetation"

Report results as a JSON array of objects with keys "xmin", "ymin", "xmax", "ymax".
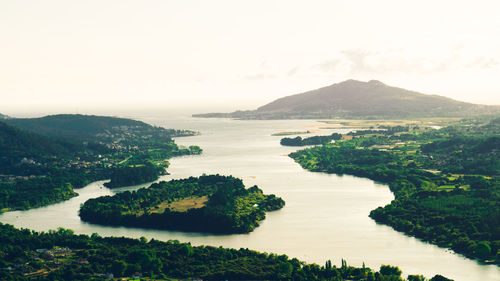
[
  {"xmin": 3, "ymin": 114, "xmax": 196, "ymax": 142},
  {"xmin": 0, "ymin": 121, "xmax": 106, "ymax": 211},
  {"xmin": 104, "ymin": 162, "xmax": 164, "ymax": 188},
  {"xmin": 80, "ymin": 175, "xmax": 285, "ymax": 234},
  {"xmin": 0, "ymin": 223, "xmax": 450, "ymax": 281},
  {"xmin": 290, "ymin": 117, "xmax": 500, "ymax": 264},
  {"xmin": 0, "ymin": 115, "xmax": 201, "ymax": 211},
  {"xmin": 281, "ymin": 133, "xmax": 342, "ymax": 146}
]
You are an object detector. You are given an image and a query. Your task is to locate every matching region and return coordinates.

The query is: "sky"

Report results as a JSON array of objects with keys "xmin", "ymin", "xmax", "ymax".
[{"xmin": 1, "ymin": 0, "xmax": 499, "ymax": 116}]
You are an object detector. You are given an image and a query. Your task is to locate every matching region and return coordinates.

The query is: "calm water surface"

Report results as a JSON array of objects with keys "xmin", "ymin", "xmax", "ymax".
[{"xmin": 1, "ymin": 116, "xmax": 498, "ymax": 281}]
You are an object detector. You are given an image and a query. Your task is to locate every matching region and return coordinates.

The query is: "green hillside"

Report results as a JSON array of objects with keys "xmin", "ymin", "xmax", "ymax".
[
  {"xmin": 0, "ymin": 115, "xmax": 201, "ymax": 212},
  {"xmin": 0, "ymin": 121, "xmax": 82, "ymax": 169},
  {"xmin": 4, "ymin": 114, "xmax": 195, "ymax": 142}
]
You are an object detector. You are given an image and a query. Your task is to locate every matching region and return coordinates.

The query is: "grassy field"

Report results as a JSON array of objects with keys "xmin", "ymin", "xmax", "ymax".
[{"xmin": 150, "ymin": 196, "xmax": 209, "ymax": 214}]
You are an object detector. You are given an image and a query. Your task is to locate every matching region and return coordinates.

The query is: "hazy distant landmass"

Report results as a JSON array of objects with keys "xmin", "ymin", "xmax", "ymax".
[
  {"xmin": 4, "ymin": 114, "xmax": 196, "ymax": 142},
  {"xmin": 194, "ymin": 79, "xmax": 500, "ymax": 119},
  {"xmin": 0, "ymin": 113, "xmax": 9, "ymax": 119}
]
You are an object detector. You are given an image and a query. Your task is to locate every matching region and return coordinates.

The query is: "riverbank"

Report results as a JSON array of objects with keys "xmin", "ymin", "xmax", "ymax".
[{"xmin": 1, "ymin": 117, "xmax": 498, "ymax": 280}]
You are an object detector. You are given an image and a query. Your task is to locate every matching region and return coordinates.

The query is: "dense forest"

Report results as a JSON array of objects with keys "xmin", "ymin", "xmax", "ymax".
[
  {"xmin": 0, "ymin": 115, "xmax": 202, "ymax": 211},
  {"xmin": 0, "ymin": 223, "xmax": 452, "ymax": 281},
  {"xmin": 290, "ymin": 117, "xmax": 500, "ymax": 264},
  {"xmin": 104, "ymin": 162, "xmax": 164, "ymax": 188},
  {"xmin": 281, "ymin": 133, "xmax": 342, "ymax": 146},
  {"xmin": 0, "ymin": 121, "xmax": 108, "ymax": 211},
  {"xmin": 80, "ymin": 175, "xmax": 285, "ymax": 233},
  {"xmin": 0, "ymin": 121, "xmax": 82, "ymax": 163}
]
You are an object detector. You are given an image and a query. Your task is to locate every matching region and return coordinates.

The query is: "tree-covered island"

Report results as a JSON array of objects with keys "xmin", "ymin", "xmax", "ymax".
[
  {"xmin": 281, "ymin": 132, "xmax": 342, "ymax": 146},
  {"xmin": 0, "ymin": 115, "xmax": 202, "ymax": 212},
  {"xmin": 80, "ymin": 174, "xmax": 285, "ymax": 234},
  {"xmin": 289, "ymin": 116, "xmax": 500, "ymax": 264}
]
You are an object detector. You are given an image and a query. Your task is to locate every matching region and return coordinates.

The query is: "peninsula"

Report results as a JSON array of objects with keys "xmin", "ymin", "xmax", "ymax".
[
  {"xmin": 0, "ymin": 114, "xmax": 201, "ymax": 211},
  {"xmin": 289, "ymin": 116, "xmax": 499, "ymax": 264}
]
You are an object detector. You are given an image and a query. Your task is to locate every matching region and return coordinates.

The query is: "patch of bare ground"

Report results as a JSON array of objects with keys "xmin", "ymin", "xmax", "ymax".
[{"xmin": 150, "ymin": 196, "xmax": 209, "ymax": 214}]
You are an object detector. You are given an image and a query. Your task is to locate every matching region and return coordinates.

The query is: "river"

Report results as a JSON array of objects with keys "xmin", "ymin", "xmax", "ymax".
[{"xmin": 1, "ymin": 115, "xmax": 498, "ymax": 281}]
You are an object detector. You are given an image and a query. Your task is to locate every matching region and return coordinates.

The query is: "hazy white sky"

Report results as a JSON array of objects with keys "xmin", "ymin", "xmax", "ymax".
[{"xmin": 1, "ymin": 0, "xmax": 499, "ymax": 116}]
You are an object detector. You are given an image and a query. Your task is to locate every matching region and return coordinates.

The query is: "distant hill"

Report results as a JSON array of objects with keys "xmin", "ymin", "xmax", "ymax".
[
  {"xmin": 194, "ymin": 80, "xmax": 500, "ymax": 119},
  {"xmin": 4, "ymin": 114, "xmax": 195, "ymax": 142},
  {"xmin": 0, "ymin": 113, "xmax": 9, "ymax": 119}
]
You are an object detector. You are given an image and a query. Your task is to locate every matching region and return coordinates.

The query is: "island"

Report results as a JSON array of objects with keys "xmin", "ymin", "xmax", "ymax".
[
  {"xmin": 289, "ymin": 116, "xmax": 499, "ymax": 264},
  {"xmin": 0, "ymin": 114, "xmax": 202, "ymax": 212},
  {"xmin": 271, "ymin": 130, "xmax": 311, "ymax": 136},
  {"xmin": 103, "ymin": 162, "xmax": 165, "ymax": 188},
  {"xmin": 281, "ymin": 132, "xmax": 342, "ymax": 146},
  {"xmin": 79, "ymin": 174, "xmax": 285, "ymax": 234}
]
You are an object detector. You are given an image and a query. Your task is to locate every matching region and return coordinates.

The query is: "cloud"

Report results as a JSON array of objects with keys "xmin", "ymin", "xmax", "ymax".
[
  {"xmin": 260, "ymin": 60, "xmax": 272, "ymax": 69},
  {"xmin": 341, "ymin": 49, "xmax": 372, "ymax": 73},
  {"xmin": 243, "ymin": 73, "xmax": 278, "ymax": 80},
  {"xmin": 312, "ymin": 59, "xmax": 343, "ymax": 73},
  {"xmin": 466, "ymin": 57, "xmax": 499, "ymax": 69},
  {"xmin": 313, "ymin": 48, "xmax": 500, "ymax": 76},
  {"xmin": 243, "ymin": 49, "xmax": 499, "ymax": 82},
  {"xmin": 287, "ymin": 66, "xmax": 300, "ymax": 76}
]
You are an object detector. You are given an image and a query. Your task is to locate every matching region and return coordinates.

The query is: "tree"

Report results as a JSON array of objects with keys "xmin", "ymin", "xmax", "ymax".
[
  {"xmin": 475, "ymin": 241, "xmax": 491, "ymax": 259},
  {"xmin": 429, "ymin": 275, "xmax": 453, "ymax": 281},
  {"xmin": 277, "ymin": 262, "xmax": 293, "ymax": 279},
  {"xmin": 111, "ymin": 260, "xmax": 127, "ymax": 277},
  {"xmin": 408, "ymin": 275, "xmax": 425, "ymax": 281},
  {"xmin": 180, "ymin": 244, "xmax": 194, "ymax": 256},
  {"xmin": 379, "ymin": 265, "xmax": 402, "ymax": 276}
]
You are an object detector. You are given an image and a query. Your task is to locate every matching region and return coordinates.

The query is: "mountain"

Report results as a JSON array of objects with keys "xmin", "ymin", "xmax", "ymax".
[
  {"xmin": 0, "ymin": 113, "xmax": 9, "ymax": 119},
  {"xmin": 4, "ymin": 114, "xmax": 195, "ymax": 142},
  {"xmin": 194, "ymin": 80, "xmax": 500, "ymax": 119}
]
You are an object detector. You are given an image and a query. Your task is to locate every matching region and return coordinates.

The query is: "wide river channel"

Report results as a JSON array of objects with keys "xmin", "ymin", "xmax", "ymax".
[{"xmin": 1, "ymin": 115, "xmax": 499, "ymax": 281}]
